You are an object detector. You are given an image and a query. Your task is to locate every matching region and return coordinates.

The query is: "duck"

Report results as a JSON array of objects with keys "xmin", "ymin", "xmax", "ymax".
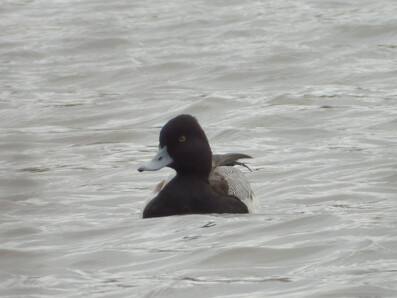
[{"xmin": 138, "ymin": 114, "xmax": 261, "ymax": 218}]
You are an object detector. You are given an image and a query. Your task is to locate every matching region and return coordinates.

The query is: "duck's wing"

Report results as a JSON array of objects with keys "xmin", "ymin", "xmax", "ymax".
[
  {"xmin": 212, "ymin": 153, "xmax": 252, "ymax": 170},
  {"xmin": 210, "ymin": 153, "xmax": 261, "ymax": 213}
]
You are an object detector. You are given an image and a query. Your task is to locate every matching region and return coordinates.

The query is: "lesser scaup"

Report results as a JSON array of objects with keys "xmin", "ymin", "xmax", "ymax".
[{"xmin": 138, "ymin": 114, "xmax": 260, "ymax": 218}]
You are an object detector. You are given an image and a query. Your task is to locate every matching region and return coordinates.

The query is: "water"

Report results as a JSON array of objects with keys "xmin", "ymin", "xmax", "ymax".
[{"xmin": 1, "ymin": 0, "xmax": 397, "ymax": 297}]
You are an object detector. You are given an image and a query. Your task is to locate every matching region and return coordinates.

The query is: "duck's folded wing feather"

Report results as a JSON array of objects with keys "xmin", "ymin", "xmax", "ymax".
[
  {"xmin": 212, "ymin": 153, "xmax": 252, "ymax": 169},
  {"xmin": 210, "ymin": 153, "xmax": 261, "ymax": 213}
]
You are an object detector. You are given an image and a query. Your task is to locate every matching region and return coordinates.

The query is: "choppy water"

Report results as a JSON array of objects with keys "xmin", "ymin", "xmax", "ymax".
[{"xmin": 1, "ymin": 0, "xmax": 397, "ymax": 297}]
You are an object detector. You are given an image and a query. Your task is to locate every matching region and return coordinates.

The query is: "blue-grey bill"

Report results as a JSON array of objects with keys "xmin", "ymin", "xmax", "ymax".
[{"xmin": 138, "ymin": 146, "xmax": 173, "ymax": 172}]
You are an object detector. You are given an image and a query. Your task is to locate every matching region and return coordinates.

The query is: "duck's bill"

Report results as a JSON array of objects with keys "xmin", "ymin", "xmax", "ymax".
[{"xmin": 138, "ymin": 146, "xmax": 173, "ymax": 172}]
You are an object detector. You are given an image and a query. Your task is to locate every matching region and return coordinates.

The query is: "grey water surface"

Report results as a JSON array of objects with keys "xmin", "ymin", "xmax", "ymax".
[{"xmin": 1, "ymin": 0, "xmax": 397, "ymax": 297}]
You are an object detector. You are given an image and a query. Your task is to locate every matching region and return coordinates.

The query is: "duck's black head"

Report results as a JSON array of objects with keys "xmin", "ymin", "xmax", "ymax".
[{"xmin": 138, "ymin": 114, "xmax": 212, "ymax": 177}]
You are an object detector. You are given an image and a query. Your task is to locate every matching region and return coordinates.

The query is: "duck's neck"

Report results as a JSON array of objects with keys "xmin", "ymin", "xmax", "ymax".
[{"xmin": 175, "ymin": 171, "xmax": 209, "ymax": 184}]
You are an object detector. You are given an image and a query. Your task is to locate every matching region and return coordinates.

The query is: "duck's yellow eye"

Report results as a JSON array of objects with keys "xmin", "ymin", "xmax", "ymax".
[{"xmin": 178, "ymin": 136, "xmax": 186, "ymax": 143}]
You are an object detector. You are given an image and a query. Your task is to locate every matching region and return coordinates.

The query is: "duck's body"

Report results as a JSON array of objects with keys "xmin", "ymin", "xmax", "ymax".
[
  {"xmin": 138, "ymin": 115, "xmax": 260, "ymax": 219},
  {"xmin": 143, "ymin": 173, "xmax": 248, "ymax": 218}
]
